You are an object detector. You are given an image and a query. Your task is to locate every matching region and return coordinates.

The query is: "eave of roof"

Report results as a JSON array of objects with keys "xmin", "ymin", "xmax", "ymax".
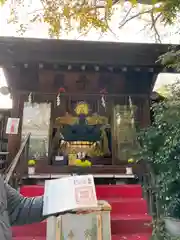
[{"xmin": 0, "ymin": 37, "xmax": 178, "ymax": 67}]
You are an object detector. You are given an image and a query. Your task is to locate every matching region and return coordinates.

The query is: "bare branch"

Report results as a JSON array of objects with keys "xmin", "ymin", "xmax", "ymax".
[
  {"xmin": 104, "ymin": 19, "xmax": 119, "ymax": 39},
  {"xmin": 119, "ymin": 8, "xmax": 153, "ymax": 29},
  {"xmin": 119, "ymin": 6, "xmax": 133, "ymax": 24},
  {"xmin": 76, "ymin": 26, "xmax": 93, "ymax": 39},
  {"xmin": 150, "ymin": 11, "xmax": 162, "ymax": 43}
]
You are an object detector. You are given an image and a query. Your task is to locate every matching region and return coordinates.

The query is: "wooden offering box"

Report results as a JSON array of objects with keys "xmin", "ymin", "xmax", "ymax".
[{"xmin": 46, "ymin": 200, "xmax": 111, "ymax": 240}]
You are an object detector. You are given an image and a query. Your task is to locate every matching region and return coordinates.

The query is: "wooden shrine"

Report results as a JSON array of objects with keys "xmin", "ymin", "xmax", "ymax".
[{"xmin": 0, "ymin": 37, "xmax": 175, "ymax": 177}]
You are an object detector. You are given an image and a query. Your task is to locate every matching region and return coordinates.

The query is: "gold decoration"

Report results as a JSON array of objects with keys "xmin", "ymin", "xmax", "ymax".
[
  {"xmin": 55, "ymin": 114, "xmax": 108, "ymax": 126},
  {"xmin": 89, "ymin": 143, "xmax": 103, "ymax": 157},
  {"xmin": 75, "ymin": 101, "xmax": 89, "ymax": 116},
  {"xmin": 56, "ymin": 216, "xmax": 62, "ymax": 240},
  {"xmin": 86, "ymin": 114, "xmax": 108, "ymax": 125},
  {"xmin": 68, "ymin": 151, "xmax": 77, "ymax": 166},
  {"xmin": 97, "ymin": 214, "xmax": 103, "ymax": 240},
  {"xmin": 55, "ymin": 113, "xmax": 77, "ymax": 126}
]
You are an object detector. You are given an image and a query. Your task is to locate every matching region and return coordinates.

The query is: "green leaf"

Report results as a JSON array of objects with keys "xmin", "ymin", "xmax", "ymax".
[
  {"xmin": 129, "ymin": 0, "xmax": 138, "ymax": 5},
  {"xmin": 0, "ymin": 0, "xmax": 6, "ymax": 5},
  {"xmin": 139, "ymin": 95, "xmax": 180, "ymax": 233}
]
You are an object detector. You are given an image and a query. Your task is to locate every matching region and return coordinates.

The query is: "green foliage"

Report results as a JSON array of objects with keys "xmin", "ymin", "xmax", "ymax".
[
  {"xmin": 138, "ymin": 81, "xmax": 180, "ymax": 239},
  {"xmin": 0, "ymin": 0, "xmax": 180, "ymax": 39},
  {"xmin": 1, "ymin": 0, "xmax": 179, "ymax": 66},
  {"xmin": 155, "ymin": 85, "xmax": 171, "ymax": 99},
  {"xmin": 151, "ymin": 218, "xmax": 180, "ymax": 240},
  {"xmin": 158, "ymin": 0, "xmax": 180, "ymax": 24},
  {"xmin": 140, "ymin": 82, "xmax": 180, "ymax": 206},
  {"xmin": 0, "ymin": 0, "xmax": 6, "ymax": 5},
  {"xmin": 2, "ymin": 0, "xmax": 116, "ymax": 37},
  {"xmin": 158, "ymin": 49, "xmax": 180, "ymax": 72},
  {"xmin": 0, "ymin": 0, "xmax": 179, "ymax": 37}
]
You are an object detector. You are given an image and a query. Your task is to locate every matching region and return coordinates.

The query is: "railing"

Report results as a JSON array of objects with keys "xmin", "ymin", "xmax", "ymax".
[
  {"xmin": 4, "ymin": 133, "xmax": 31, "ymax": 186},
  {"xmin": 139, "ymin": 159, "xmax": 160, "ymax": 219}
]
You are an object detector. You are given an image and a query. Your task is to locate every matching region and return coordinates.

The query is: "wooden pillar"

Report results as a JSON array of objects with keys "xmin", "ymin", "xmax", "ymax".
[
  {"xmin": 141, "ymin": 97, "xmax": 151, "ymax": 128},
  {"xmin": 7, "ymin": 94, "xmax": 24, "ymax": 164}
]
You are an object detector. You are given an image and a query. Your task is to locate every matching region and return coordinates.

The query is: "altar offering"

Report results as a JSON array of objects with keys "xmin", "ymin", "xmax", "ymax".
[
  {"xmin": 43, "ymin": 174, "xmax": 97, "ymax": 216},
  {"xmin": 68, "ymin": 152, "xmax": 77, "ymax": 165},
  {"xmin": 46, "ymin": 200, "xmax": 111, "ymax": 240}
]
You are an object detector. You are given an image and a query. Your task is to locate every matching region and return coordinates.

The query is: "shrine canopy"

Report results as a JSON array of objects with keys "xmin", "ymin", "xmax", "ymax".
[
  {"xmin": 0, "ymin": 36, "xmax": 178, "ymax": 94},
  {"xmin": 0, "ymin": 37, "xmax": 175, "ymax": 67}
]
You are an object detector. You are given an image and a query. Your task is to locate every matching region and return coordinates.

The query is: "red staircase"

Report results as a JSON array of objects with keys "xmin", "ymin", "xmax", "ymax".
[{"xmin": 12, "ymin": 184, "xmax": 152, "ymax": 240}]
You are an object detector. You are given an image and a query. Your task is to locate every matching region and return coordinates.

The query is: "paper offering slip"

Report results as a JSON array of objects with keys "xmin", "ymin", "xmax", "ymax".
[{"xmin": 43, "ymin": 175, "xmax": 98, "ymax": 216}]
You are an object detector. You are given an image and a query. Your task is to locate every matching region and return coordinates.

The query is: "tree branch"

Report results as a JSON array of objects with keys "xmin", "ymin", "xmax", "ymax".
[
  {"xmin": 105, "ymin": 19, "xmax": 119, "ymax": 39},
  {"xmin": 76, "ymin": 25, "xmax": 93, "ymax": 39},
  {"xmin": 150, "ymin": 11, "xmax": 162, "ymax": 43},
  {"xmin": 119, "ymin": 8, "xmax": 154, "ymax": 29}
]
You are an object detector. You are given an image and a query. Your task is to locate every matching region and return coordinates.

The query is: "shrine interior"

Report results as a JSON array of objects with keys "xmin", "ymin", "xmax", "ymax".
[
  {"xmin": 20, "ymin": 69, "xmax": 147, "ymax": 166},
  {"xmin": 0, "ymin": 37, "xmax": 172, "ymax": 171}
]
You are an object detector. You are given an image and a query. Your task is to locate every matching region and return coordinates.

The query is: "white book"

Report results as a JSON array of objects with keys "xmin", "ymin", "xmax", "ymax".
[{"xmin": 43, "ymin": 175, "xmax": 98, "ymax": 216}]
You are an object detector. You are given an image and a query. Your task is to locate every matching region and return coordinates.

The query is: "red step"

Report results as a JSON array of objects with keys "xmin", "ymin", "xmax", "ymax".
[
  {"xmin": 112, "ymin": 233, "xmax": 152, "ymax": 240},
  {"xmin": 13, "ymin": 238, "xmax": 45, "ymax": 240},
  {"xmin": 12, "ymin": 184, "xmax": 152, "ymax": 239},
  {"xmin": 20, "ymin": 185, "xmax": 44, "ymax": 197},
  {"xmin": 96, "ymin": 185, "xmax": 143, "ymax": 199},
  {"xmin": 108, "ymin": 198, "xmax": 148, "ymax": 215},
  {"xmin": 20, "ymin": 184, "xmax": 143, "ymax": 199},
  {"xmin": 111, "ymin": 214, "xmax": 152, "ymax": 234},
  {"xmin": 14, "ymin": 235, "xmax": 151, "ymax": 240}
]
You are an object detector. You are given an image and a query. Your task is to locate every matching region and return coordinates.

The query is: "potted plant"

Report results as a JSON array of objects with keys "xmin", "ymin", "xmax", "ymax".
[
  {"xmin": 126, "ymin": 158, "xmax": 134, "ymax": 175},
  {"xmin": 28, "ymin": 159, "xmax": 36, "ymax": 175},
  {"xmin": 75, "ymin": 159, "xmax": 92, "ymax": 167},
  {"xmin": 74, "ymin": 159, "xmax": 92, "ymax": 175}
]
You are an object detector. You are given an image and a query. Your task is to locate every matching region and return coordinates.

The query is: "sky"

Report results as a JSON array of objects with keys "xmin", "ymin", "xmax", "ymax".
[
  {"xmin": 0, "ymin": 1, "xmax": 179, "ymax": 108},
  {"xmin": 0, "ymin": 0, "xmax": 179, "ymax": 42}
]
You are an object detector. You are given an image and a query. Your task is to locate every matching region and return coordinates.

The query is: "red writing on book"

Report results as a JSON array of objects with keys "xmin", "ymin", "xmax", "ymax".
[
  {"xmin": 75, "ymin": 186, "xmax": 96, "ymax": 205},
  {"xmin": 6, "ymin": 118, "xmax": 19, "ymax": 134},
  {"xmin": 10, "ymin": 119, "xmax": 16, "ymax": 133}
]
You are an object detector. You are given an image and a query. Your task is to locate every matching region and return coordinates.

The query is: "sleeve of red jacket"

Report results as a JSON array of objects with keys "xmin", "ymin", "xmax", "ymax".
[{"xmin": 5, "ymin": 183, "xmax": 46, "ymax": 226}]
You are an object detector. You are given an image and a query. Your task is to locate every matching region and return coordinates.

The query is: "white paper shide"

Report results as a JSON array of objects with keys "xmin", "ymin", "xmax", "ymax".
[{"xmin": 43, "ymin": 175, "xmax": 98, "ymax": 216}]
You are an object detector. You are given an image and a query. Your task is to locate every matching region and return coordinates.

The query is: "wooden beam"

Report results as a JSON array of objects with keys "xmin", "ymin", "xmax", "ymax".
[
  {"xmin": 19, "ymin": 64, "xmax": 39, "ymax": 91},
  {"xmin": 3, "ymin": 67, "xmax": 20, "ymax": 89}
]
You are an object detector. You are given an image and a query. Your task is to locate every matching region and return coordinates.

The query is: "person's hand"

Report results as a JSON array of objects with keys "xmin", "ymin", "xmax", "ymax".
[
  {"xmin": 58, "ymin": 209, "xmax": 96, "ymax": 215},
  {"xmin": 76, "ymin": 210, "xmax": 95, "ymax": 215}
]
